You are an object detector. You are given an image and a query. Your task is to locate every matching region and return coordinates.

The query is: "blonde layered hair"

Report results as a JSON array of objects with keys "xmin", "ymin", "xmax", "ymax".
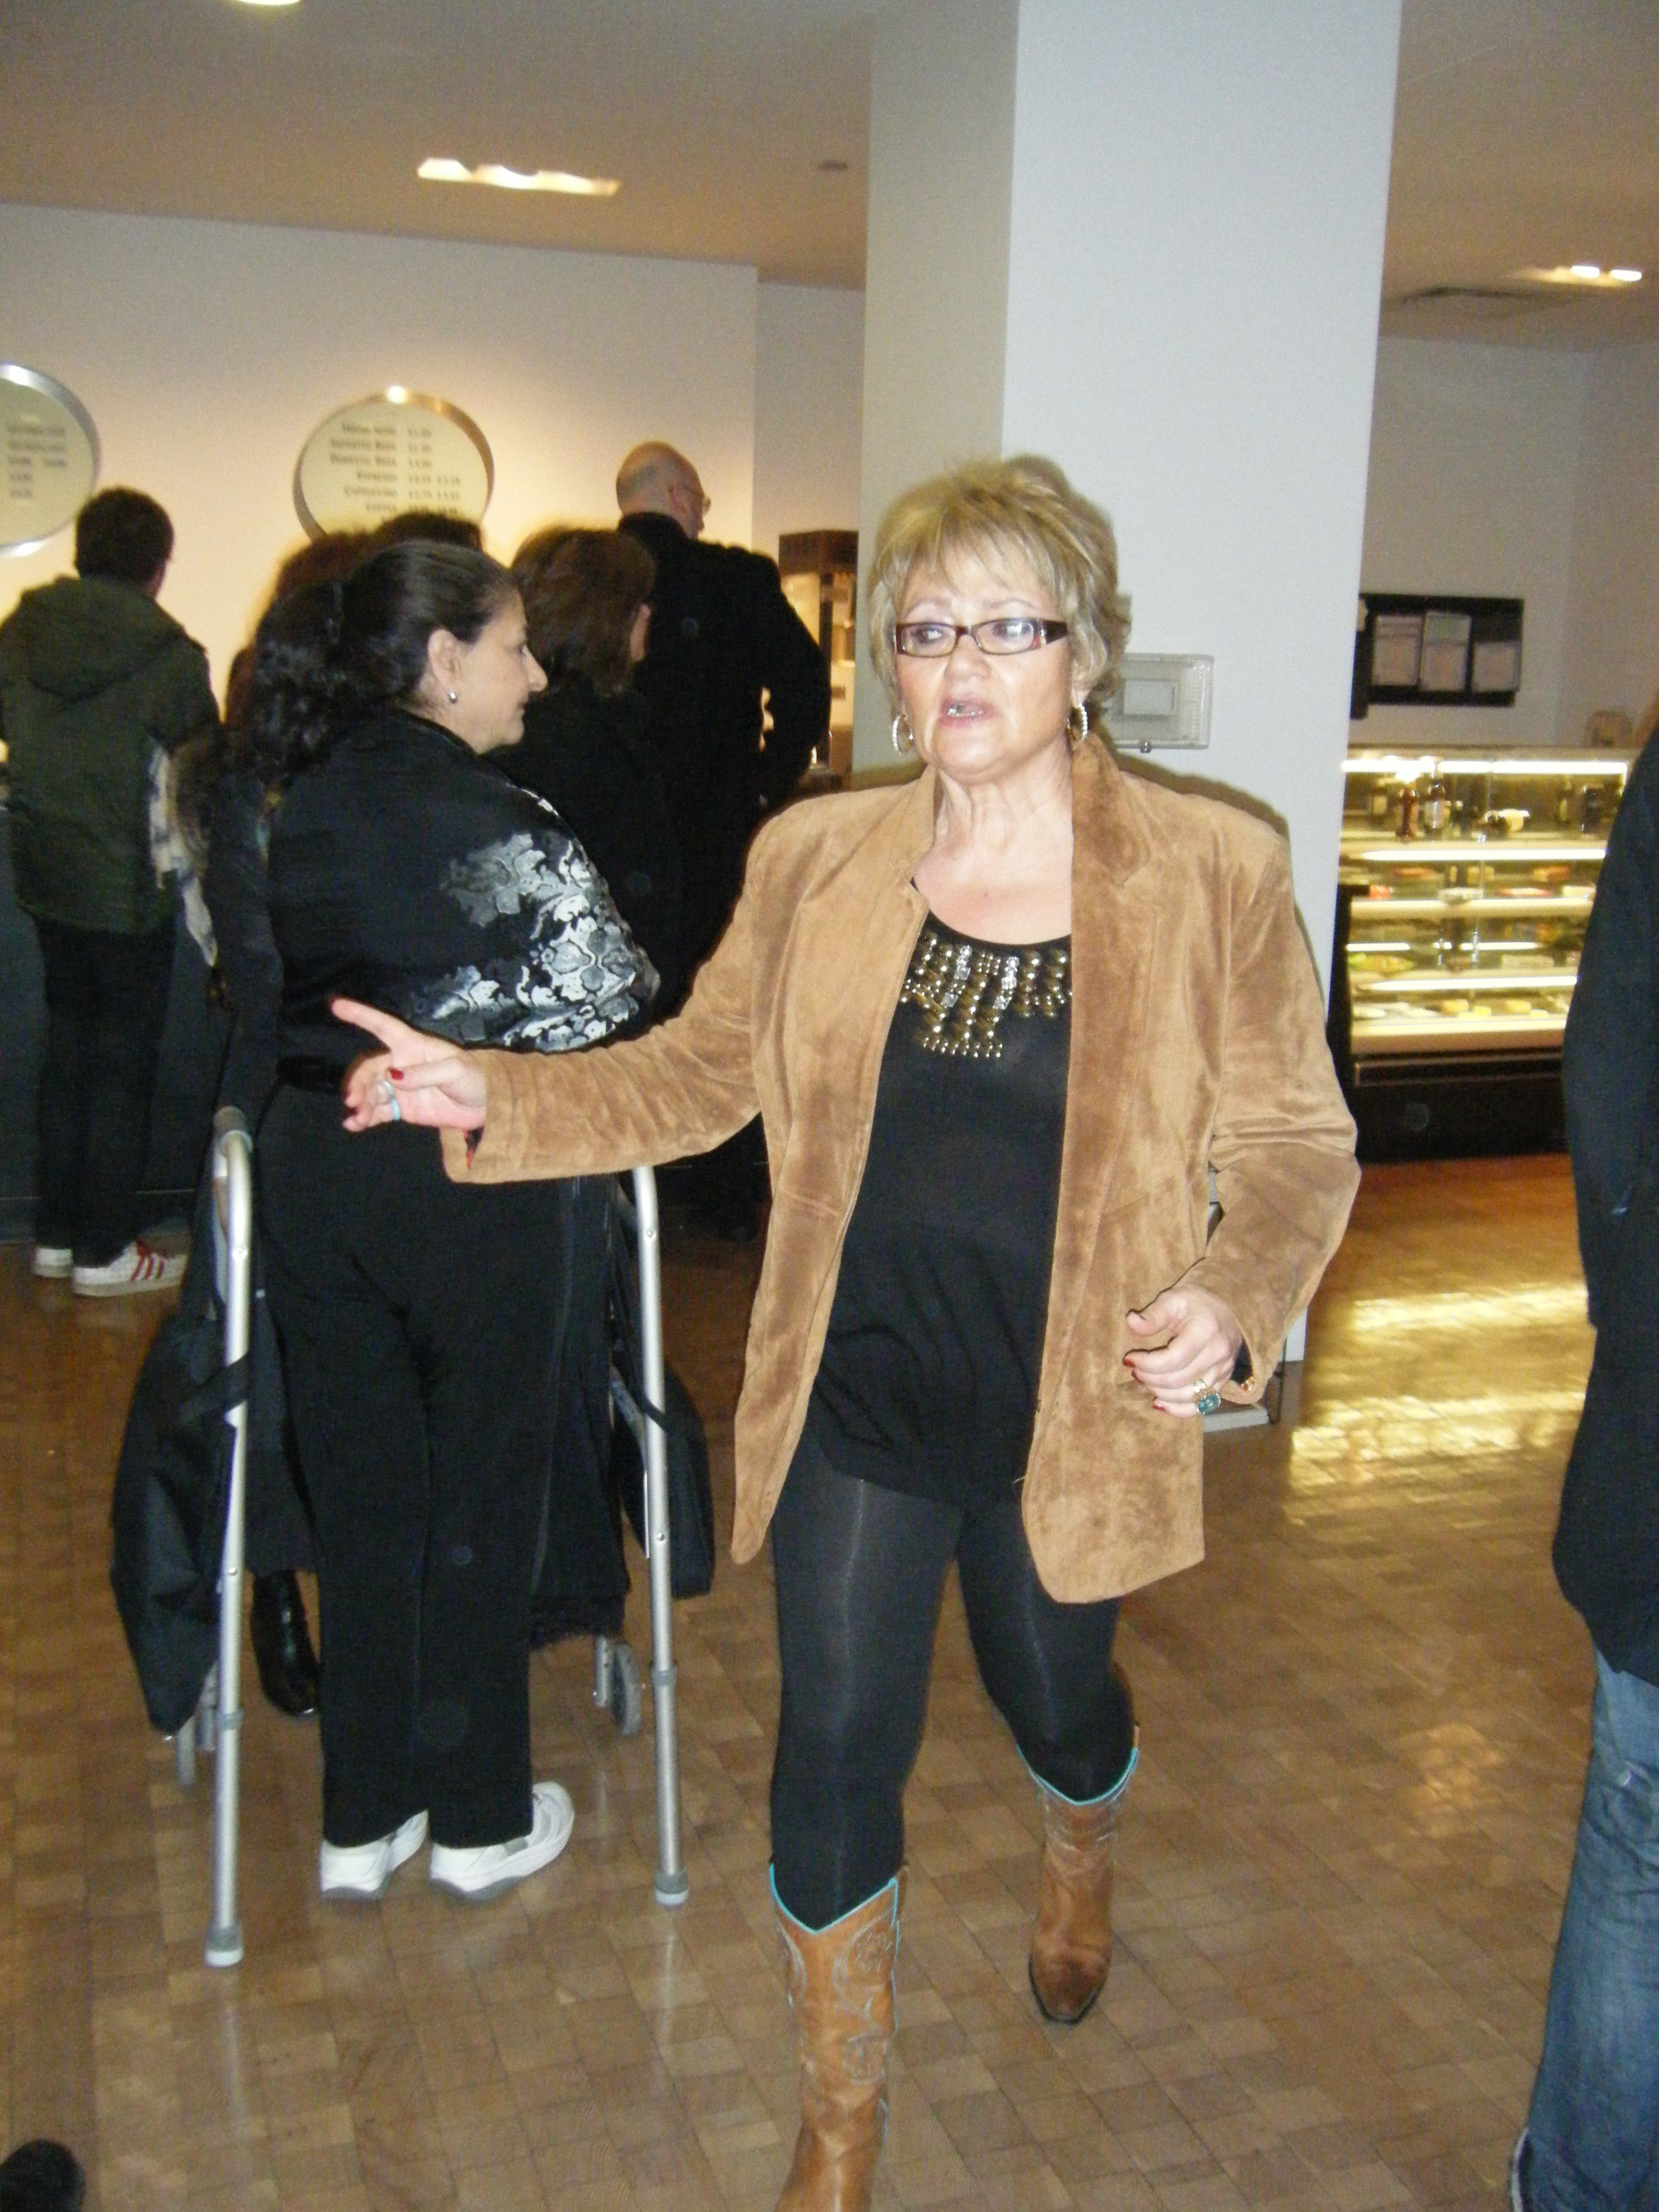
[{"xmin": 867, "ymin": 455, "xmax": 1131, "ymax": 715}]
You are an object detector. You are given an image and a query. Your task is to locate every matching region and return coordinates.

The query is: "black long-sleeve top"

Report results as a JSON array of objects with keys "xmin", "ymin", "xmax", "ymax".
[{"xmin": 269, "ymin": 707, "xmax": 654, "ymax": 1076}]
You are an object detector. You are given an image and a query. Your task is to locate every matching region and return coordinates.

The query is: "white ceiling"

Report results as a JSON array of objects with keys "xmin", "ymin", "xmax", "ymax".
[
  {"xmin": 1384, "ymin": 0, "xmax": 1659, "ymax": 344},
  {"xmin": 4, "ymin": 0, "xmax": 1658, "ymax": 344}
]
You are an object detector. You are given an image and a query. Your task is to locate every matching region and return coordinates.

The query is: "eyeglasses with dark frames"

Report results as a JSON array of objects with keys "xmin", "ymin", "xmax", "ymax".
[{"xmin": 894, "ymin": 617, "xmax": 1070, "ymax": 658}]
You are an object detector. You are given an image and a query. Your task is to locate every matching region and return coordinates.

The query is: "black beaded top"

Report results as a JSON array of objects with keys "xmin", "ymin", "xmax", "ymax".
[{"xmin": 804, "ymin": 916, "xmax": 1072, "ymax": 1510}]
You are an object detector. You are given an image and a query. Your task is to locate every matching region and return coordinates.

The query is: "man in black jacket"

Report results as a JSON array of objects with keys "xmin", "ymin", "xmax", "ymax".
[
  {"xmin": 1511, "ymin": 733, "xmax": 1659, "ymax": 2211},
  {"xmin": 617, "ymin": 441, "xmax": 828, "ymax": 988},
  {"xmin": 618, "ymin": 441, "xmax": 829, "ymax": 1235}
]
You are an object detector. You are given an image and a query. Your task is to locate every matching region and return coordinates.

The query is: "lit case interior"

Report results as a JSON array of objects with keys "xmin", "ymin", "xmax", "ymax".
[{"xmin": 1339, "ymin": 751, "xmax": 1631, "ymax": 1058}]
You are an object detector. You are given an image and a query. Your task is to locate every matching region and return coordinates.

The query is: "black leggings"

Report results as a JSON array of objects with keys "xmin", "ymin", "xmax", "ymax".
[{"xmin": 769, "ymin": 1427, "xmax": 1136, "ymax": 1928}]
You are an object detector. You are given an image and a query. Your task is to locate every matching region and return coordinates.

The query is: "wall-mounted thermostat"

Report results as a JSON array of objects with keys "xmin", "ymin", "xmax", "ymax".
[{"xmin": 1103, "ymin": 653, "xmax": 1213, "ymax": 752}]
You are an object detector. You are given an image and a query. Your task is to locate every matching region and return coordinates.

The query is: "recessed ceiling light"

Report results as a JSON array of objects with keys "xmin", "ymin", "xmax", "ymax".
[
  {"xmin": 1514, "ymin": 263, "xmax": 1644, "ymax": 289},
  {"xmin": 418, "ymin": 158, "xmax": 620, "ymax": 198},
  {"xmin": 229, "ymin": 1, "xmax": 301, "ymax": 9}
]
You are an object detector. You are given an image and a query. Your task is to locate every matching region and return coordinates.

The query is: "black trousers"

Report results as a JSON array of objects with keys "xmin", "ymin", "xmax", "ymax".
[
  {"xmin": 260, "ymin": 1087, "xmax": 572, "ymax": 1849},
  {"xmin": 32, "ymin": 914, "xmax": 175, "ymax": 1264},
  {"xmin": 769, "ymin": 1426, "xmax": 1136, "ymax": 1929}
]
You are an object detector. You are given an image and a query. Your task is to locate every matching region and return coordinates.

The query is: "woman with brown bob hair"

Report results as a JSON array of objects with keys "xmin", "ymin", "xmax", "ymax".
[
  {"xmin": 501, "ymin": 526, "xmax": 685, "ymax": 1009},
  {"xmin": 333, "ymin": 455, "xmax": 1358, "ymax": 2211}
]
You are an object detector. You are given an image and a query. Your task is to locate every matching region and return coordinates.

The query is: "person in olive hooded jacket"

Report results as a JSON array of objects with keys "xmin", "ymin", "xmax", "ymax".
[{"xmin": 1, "ymin": 488, "xmax": 216, "ymax": 1294}]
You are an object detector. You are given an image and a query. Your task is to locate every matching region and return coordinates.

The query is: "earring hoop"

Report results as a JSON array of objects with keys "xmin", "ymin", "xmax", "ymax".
[
  {"xmin": 891, "ymin": 712, "xmax": 914, "ymax": 757},
  {"xmin": 1067, "ymin": 700, "xmax": 1089, "ymax": 750}
]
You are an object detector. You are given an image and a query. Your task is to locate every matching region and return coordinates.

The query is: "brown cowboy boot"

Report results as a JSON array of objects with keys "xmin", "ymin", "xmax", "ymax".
[
  {"xmin": 1027, "ymin": 1743, "xmax": 1137, "ymax": 2025},
  {"xmin": 773, "ymin": 1869, "xmax": 905, "ymax": 2211}
]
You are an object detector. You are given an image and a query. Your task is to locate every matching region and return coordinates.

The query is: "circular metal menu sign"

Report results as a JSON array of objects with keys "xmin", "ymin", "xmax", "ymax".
[
  {"xmin": 294, "ymin": 389, "xmax": 493, "ymax": 537},
  {"xmin": 1, "ymin": 366, "xmax": 99, "ymax": 555}
]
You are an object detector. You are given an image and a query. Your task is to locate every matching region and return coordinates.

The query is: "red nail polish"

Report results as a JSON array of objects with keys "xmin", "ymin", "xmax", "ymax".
[{"xmin": 389, "ymin": 1067, "xmax": 404, "ymax": 1081}]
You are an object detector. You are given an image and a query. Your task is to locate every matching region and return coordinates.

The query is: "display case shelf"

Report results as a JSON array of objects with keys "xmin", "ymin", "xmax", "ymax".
[{"xmin": 1333, "ymin": 746, "xmax": 1631, "ymax": 1158}]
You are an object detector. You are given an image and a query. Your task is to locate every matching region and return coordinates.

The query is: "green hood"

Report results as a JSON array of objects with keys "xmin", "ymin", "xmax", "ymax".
[
  {"xmin": 6, "ymin": 575, "xmax": 189, "ymax": 702},
  {"xmin": 1, "ymin": 574, "xmax": 216, "ymax": 933}
]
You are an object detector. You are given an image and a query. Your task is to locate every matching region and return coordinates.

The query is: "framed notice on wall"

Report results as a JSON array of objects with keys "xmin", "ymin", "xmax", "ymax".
[
  {"xmin": 294, "ymin": 389, "xmax": 493, "ymax": 537},
  {"xmin": 1, "ymin": 364, "xmax": 99, "ymax": 555},
  {"xmin": 1352, "ymin": 592, "xmax": 1523, "ymax": 717}
]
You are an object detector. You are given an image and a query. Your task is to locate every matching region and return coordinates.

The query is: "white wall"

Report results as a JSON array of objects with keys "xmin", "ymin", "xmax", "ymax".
[
  {"xmin": 1358, "ymin": 339, "xmax": 1588, "ymax": 752},
  {"xmin": 0, "ymin": 204, "xmax": 759, "ymax": 693},
  {"xmin": 1560, "ymin": 338, "xmax": 1659, "ymax": 746},
  {"xmin": 752, "ymin": 284, "xmax": 866, "ymax": 567},
  {"xmin": 999, "ymin": 0, "xmax": 1401, "ymax": 994}
]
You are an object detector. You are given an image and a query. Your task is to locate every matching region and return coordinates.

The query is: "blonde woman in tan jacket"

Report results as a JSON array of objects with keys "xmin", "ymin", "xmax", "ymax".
[{"xmin": 336, "ymin": 455, "xmax": 1359, "ymax": 2212}]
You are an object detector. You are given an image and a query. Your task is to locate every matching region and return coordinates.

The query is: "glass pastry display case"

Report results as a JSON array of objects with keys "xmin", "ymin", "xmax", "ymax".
[{"xmin": 1333, "ymin": 749, "xmax": 1633, "ymax": 1159}]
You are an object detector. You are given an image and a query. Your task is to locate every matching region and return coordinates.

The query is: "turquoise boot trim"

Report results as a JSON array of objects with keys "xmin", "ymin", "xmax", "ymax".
[
  {"xmin": 1020, "ymin": 1734, "xmax": 1139, "ymax": 1811},
  {"xmin": 769, "ymin": 1863, "xmax": 902, "ymax": 1938}
]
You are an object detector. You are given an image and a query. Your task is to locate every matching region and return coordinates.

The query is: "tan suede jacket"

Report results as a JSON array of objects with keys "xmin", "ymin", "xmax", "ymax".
[{"xmin": 443, "ymin": 736, "xmax": 1358, "ymax": 1602}]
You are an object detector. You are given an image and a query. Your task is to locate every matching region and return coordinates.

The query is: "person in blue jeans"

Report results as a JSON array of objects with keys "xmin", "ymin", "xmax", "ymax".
[{"xmin": 1515, "ymin": 729, "xmax": 1659, "ymax": 2211}]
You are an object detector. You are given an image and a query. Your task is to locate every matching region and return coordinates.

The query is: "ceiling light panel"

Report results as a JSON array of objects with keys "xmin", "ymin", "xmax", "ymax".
[
  {"xmin": 1513, "ymin": 264, "xmax": 1643, "ymax": 288},
  {"xmin": 418, "ymin": 158, "xmax": 620, "ymax": 198}
]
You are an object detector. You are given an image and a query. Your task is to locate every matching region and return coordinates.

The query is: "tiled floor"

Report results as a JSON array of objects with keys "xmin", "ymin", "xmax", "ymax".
[{"xmin": 0, "ymin": 1153, "xmax": 1598, "ymax": 2208}]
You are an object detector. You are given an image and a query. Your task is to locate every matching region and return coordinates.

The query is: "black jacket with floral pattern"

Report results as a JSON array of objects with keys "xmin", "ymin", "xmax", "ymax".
[{"xmin": 269, "ymin": 707, "xmax": 655, "ymax": 1077}]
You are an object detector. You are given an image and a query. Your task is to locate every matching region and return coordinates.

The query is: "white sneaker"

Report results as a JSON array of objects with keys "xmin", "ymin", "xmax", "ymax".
[
  {"xmin": 71, "ymin": 1241, "xmax": 186, "ymax": 1298},
  {"xmin": 429, "ymin": 1783, "xmax": 574, "ymax": 1901},
  {"xmin": 319, "ymin": 1810, "xmax": 429, "ymax": 1901},
  {"xmin": 31, "ymin": 1245, "xmax": 72, "ymax": 1280}
]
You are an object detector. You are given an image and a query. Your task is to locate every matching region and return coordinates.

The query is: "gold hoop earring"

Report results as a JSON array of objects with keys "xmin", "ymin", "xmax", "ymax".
[
  {"xmin": 1067, "ymin": 701, "xmax": 1089, "ymax": 751},
  {"xmin": 891, "ymin": 712, "xmax": 914, "ymax": 757}
]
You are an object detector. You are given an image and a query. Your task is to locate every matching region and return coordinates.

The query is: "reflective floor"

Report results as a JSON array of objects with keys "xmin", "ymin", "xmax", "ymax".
[{"xmin": 0, "ymin": 1154, "xmax": 1597, "ymax": 2209}]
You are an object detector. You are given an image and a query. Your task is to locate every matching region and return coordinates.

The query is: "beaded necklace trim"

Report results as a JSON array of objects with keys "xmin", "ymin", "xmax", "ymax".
[{"xmin": 900, "ymin": 923, "xmax": 1071, "ymax": 1060}]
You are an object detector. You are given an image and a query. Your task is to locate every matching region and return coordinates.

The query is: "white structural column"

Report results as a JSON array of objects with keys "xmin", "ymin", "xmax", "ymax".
[
  {"xmin": 854, "ymin": 0, "xmax": 1401, "ymax": 1017},
  {"xmin": 852, "ymin": 0, "xmax": 1021, "ymax": 773}
]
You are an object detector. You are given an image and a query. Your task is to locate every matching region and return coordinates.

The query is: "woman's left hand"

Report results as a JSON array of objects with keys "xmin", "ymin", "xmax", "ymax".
[{"xmin": 1123, "ymin": 1287, "xmax": 1246, "ymax": 1418}]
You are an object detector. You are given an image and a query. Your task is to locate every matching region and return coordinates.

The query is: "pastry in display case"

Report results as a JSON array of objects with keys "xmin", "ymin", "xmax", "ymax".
[{"xmin": 1334, "ymin": 749, "xmax": 1632, "ymax": 1159}]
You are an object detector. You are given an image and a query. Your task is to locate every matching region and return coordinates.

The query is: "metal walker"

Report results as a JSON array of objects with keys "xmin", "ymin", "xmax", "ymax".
[{"xmin": 177, "ymin": 1111, "xmax": 688, "ymax": 1965}]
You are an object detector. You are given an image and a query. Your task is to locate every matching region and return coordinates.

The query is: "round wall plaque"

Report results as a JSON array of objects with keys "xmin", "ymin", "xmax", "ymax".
[
  {"xmin": 294, "ymin": 389, "xmax": 493, "ymax": 537},
  {"xmin": 1, "ymin": 365, "xmax": 99, "ymax": 556}
]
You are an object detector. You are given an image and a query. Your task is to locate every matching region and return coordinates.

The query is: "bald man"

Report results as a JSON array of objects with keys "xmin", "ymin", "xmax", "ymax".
[
  {"xmin": 615, "ymin": 442, "xmax": 828, "ymax": 1238},
  {"xmin": 616, "ymin": 442, "xmax": 829, "ymax": 989}
]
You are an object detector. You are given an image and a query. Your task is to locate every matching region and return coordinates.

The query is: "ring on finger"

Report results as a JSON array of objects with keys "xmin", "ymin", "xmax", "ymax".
[{"xmin": 1195, "ymin": 1379, "xmax": 1222, "ymax": 1415}]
